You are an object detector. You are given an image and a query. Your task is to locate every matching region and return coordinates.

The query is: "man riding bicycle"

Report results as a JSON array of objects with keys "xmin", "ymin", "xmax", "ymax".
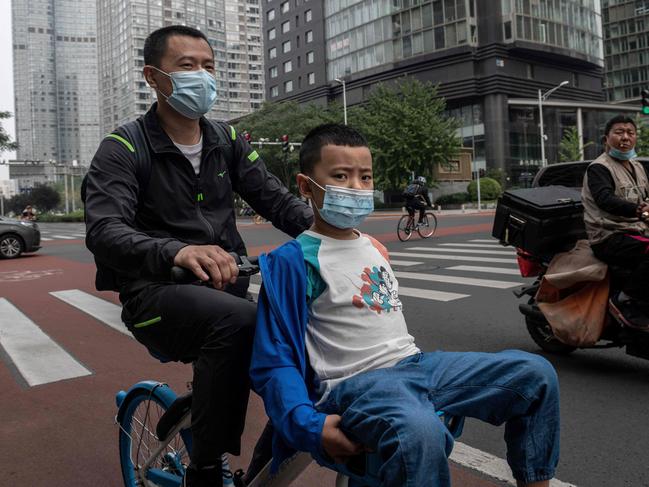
[
  {"xmin": 84, "ymin": 25, "xmax": 312, "ymax": 487},
  {"xmin": 403, "ymin": 176, "xmax": 432, "ymax": 225}
]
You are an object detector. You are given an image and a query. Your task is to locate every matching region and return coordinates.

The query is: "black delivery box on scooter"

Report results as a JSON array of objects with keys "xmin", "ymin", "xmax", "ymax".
[{"xmin": 492, "ymin": 185, "xmax": 586, "ymax": 255}]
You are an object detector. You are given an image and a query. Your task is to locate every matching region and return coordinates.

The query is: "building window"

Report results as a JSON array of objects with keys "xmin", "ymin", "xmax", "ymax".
[
  {"xmin": 306, "ymin": 30, "xmax": 313, "ymax": 43},
  {"xmin": 305, "ymin": 9, "xmax": 312, "ymax": 22},
  {"xmin": 285, "ymin": 80, "xmax": 293, "ymax": 93},
  {"xmin": 269, "ymin": 66, "xmax": 278, "ymax": 78},
  {"xmin": 308, "ymin": 72, "xmax": 315, "ymax": 85},
  {"xmin": 270, "ymin": 85, "xmax": 279, "ymax": 97},
  {"xmin": 269, "ymin": 46, "xmax": 277, "ymax": 59},
  {"xmin": 268, "ymin": 27, "xmax": 276, "ymax": 40},
  {"xmin": 306, "ymin": 50, "xmax": 314, "ymax": 64},
  {"xmin": 282, "ymin": 40, "xmax": 291, "ymax": 53},
  {"xmin": 283, "ymin": 60, "xmax": 292, "ymax": 73},
  {"xmin": 267, "ymin": 9, "xmax": 275, "ymax": 21},
  {"xmin": 281, "ymin": 20, "xmax": 290, "ymax": 34},
  {"xmin": 281, "ymin": 1, "xmax": 289, "ymax": 13}
]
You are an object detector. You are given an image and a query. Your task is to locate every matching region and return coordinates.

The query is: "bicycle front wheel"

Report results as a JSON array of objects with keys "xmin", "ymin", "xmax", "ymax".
[
  {"xmin": 397, "ymin": 215, "xmax": 414, "ymax": 242},
  {"xmin": 118, "ymin": 385, "xmax": 192, "ymax": 487},
  {"xmin": 417, "ymin": 212, "xmax": 438, "ymax": 238}
]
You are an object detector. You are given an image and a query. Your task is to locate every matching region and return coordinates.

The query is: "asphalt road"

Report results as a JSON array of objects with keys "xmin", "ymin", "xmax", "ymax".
[{"xmin": 2, "ymin": 213, "xmax": 648, "ymax": 486}]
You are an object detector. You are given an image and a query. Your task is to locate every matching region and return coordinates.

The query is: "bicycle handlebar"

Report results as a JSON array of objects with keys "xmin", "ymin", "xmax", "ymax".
[{"xmin": 170, "ymin": 253, "xmax": 260, "ymax": 284}]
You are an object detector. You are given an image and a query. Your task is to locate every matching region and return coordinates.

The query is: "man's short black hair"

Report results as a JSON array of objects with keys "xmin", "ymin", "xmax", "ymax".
[
  {"xmin": 299, "ymin": 124, "xmax": 369, "ymax": 174},
  {"xmin": 605, "ymin": 115, "xmax": 637, "ymax": 136},
  {"xmin": 144, "ymin": 25, "xmax": 212, "ymax": 67}
]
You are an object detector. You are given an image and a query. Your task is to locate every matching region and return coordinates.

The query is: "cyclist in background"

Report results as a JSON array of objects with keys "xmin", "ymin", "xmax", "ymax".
[{"xmin": 403, "ymin": 176, "xmax": 432, "ymax": 225}]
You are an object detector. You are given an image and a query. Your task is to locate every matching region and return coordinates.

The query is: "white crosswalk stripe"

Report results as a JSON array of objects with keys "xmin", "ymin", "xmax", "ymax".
[
  {"xmin": 50, "ymin": 290, "xmax": 132, "ymax": 338},
  {"xmin": 390, "ymin": 251, "xmax": 516, "ymax": 264},
  {"xmin": 468, "ymin": 239, "xmax": 500, "ymax": 243},
  {"xmin": 439, "ymin": 243, "xmax": 508, "ymax": 249},
  {"xmin": 389, "ymin": 260, "xmax": 423, "ymax": 267},
  {"xmin": 0, "ymin": 298, "xmax": 92, "ymax": 386},
  {"xmin": 398, "ymin": 286, "xmax": 468, "ymax": 302},
  {"xmin": 395, "ymin": 271, "xmax": 521, "ymax": 289},
  {"xmin": 40, "ymin": 237, "xmax": 54, "ymax": 241},
  {"xmin": 50, "ymin": 235, "xmax": 76, "ymax": 240},
  {"xmin": 407, "ymin": 247, "xmax": 514, "ymax": 256},
  {"xmin": 447, "ymin": 265, "xmax": 521, "ymax": 276}
]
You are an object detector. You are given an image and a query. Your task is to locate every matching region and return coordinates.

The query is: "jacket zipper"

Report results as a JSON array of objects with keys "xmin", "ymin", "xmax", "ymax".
[{"xmin": 195, "ymin": 178, "xmax": 215, "ymax": 243}]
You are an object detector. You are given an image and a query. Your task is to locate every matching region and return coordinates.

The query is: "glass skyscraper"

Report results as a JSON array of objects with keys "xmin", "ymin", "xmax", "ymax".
[
  {"xmin": 97, "ymin": 0, "xmax": 264, "ymax": 135},
  {"xmin": 12, "ymin": 0, "xmax": 100, "ymax": 165}
]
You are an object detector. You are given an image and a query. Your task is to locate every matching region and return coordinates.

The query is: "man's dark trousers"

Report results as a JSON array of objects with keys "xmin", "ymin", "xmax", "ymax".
[
  {"xmin": 121, "ymin": 281, "xmax": 257, "ymax": 466},
  {"xmin": 592, "ymin": 233, "xmax": 649, "ymax": 300}
]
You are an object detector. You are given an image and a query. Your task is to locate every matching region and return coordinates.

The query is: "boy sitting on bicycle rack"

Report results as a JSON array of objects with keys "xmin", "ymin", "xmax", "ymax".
[{"xmin": 250, "ymin": 124, "xmax": 561, "ymax": 487}]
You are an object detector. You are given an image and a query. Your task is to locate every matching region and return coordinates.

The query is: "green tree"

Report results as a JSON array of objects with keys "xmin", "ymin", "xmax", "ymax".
[
  {"xmin": 349, "ymin": 79, "xmax": 460, "ymax": 190},
  {"xmin": 559, "ymin": 126, "xmax": 593, "ymax": 162},
  {"xmin": 30, "ymin": 184, "xmax": 61, "ymax": 211},
  {"xmin": 7, "ymin": 193, "xmax": 31, "ymax": 215},
  {"xmin": 0, "ymin": 111, "xmax": 18, "ymax": 153},
  {"xmin": 467, "ymin": 177, "xmax": 502, "ymax": 201},
  {"xmin": 634, "ymin": 115, "xmax": 649, "ymax": 157}
]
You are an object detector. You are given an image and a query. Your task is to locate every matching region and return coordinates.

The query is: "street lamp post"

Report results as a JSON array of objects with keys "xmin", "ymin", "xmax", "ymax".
[
  {"xmin": 538, "ymin": 80, "xmax": 569, "ymax": 167},
  {"xmin": 335, "ymin": 78, "xmax": 347, "ymax": 125}
]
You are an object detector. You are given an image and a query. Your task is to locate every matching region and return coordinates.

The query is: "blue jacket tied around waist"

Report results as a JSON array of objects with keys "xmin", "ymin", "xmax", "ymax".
[{"xmin": 250, "ymin": 240, "xmax": 328, "ymax": 471}]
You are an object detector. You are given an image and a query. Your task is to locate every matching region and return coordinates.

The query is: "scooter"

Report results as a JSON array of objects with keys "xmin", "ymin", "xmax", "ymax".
[{"xmin": 512, "ymin": 248, "xmax": 649, "ymax": 360}]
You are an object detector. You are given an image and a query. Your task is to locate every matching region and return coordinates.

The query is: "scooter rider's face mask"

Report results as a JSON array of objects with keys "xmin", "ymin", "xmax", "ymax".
[
  {"xmin": 307, "ymin": 177, "xmax": 374, "ymax": 229},
  {"xmin": 149, "ymin": 66, "xmax": 217, "ymax": 119}
]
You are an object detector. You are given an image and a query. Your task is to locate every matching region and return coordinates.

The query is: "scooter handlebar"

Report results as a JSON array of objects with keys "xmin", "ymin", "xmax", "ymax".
[{"xmin": 170, "ymin": 253, "xmax": 260, "ymax": 284}]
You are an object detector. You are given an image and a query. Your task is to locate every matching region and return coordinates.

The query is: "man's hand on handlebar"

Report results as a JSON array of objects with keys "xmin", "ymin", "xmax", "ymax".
[
  {"xmin": 321, "ymin": 414, "xmax": 367, "ymax": 464},
  {"xmin": 636, "ymin": 202, "xmax": 649, "ymax": 221},
  {"xmin": 173, "ymin": 245, "xmax": 239, "ymax": 289}
]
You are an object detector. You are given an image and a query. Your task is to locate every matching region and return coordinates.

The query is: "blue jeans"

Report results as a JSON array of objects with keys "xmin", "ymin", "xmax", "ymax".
[{"xmin": 316, "ymin": 350, "xmax": 560, "ymax": 487}]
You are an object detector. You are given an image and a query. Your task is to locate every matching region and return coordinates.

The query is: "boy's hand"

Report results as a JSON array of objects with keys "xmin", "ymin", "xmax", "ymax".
[
  {"xmin": 321, "ymin": 414, "xmax": 364, "ymax": 464},
  {"xmin": 174, "ymin": 245, "xmax": 238, "ymax": 289}
]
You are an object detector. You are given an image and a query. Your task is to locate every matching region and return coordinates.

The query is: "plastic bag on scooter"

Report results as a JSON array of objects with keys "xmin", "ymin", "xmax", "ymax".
[{"xmin": 536, "ymin": 240, "xmax": 609, "ymax": 347}]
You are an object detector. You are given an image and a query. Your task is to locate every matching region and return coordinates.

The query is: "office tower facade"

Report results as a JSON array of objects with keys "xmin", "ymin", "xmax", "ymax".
[
  {"xmin": 11, "ymin": 0, "xmax": 100, "ymax": 165},
  {"xmin": 265, "ymin": 0, "xmax": 612, "ymax": 177},
  {"xmin": 602, "ymin": 1, "xmax": 649, "ymax": 102},
  {"xmin": 97, "ymin": 0, "xmax": 264, "ymax": 135}
]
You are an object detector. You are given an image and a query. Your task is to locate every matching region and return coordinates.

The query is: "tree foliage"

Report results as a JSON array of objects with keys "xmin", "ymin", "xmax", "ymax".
[
  {"xmin": 559, "ymin": 126, "xmax": 593, "ymax": 162},
  {"xmin": 7, "ymin": 184, "xmax": 60, "ymax": 214},
  {"xmin": 349, "ymin": 79, "xmax": 460, "ymax": 190},
  {"xmin": 467, "ymin": 177, "xmax": 502, "ymax": 201},
  {"xmin": 0, "ymin": 111, "xmax": 18, "ymax": 154},
  {"xmin": 634, "ymin": 115, "xmax": 649, "ymax": 157}
]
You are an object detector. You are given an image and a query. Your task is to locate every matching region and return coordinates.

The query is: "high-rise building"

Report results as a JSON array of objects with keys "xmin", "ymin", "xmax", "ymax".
[
  {"xmin": 602, "ymin": 1, "xmax": 649, "ymax": 102},
  {"xmin": 97, "ymin": 0, "xmax": 264, "ymax": 135},
  {"xmin": 265, "ymin": 0, "xmax": 625, "ymax": 178},
  {"xmin": 11, "ymin": 0, "xmax": 100, "ymax": 165}
]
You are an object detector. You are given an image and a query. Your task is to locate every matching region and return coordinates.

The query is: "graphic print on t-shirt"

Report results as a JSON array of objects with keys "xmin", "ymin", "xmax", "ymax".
[{"xmin": 352, "ymin": 265, "xmax": 403, "ymax": 313}]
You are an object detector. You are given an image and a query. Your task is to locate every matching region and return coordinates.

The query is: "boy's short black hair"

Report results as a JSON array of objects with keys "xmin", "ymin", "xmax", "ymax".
[
  {"xmin": 604, "ymin": 115, "xmax": 637, "ymax": 136},
  {"xmin": 144, "ymin": 25, "xmax": 213, "ymax": 67},
  {"xmin": 299, "ymin": 123, "xmax": 369, "ymax": 174}
]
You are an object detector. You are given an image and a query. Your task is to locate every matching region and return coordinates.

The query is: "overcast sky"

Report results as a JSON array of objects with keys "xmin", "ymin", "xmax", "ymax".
[{"xmin": 0, "ymin": 1, "xmax": 16, "ymax": 159}]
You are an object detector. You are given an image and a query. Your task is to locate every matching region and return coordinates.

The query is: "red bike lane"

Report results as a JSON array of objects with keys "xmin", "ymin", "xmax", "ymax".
[{"xmin": 0, "ymin": 217, "xmax": 506, "ymax": 487}]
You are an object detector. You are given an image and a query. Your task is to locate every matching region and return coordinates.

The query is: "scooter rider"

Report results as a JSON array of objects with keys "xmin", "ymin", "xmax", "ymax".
[
  {"xmin": 581, "ymin": 115, "xmax": 649, "ymax": 329},
  {"xmin": 84, "ymin": 25, "xmax": 312, "ymax": 487}
]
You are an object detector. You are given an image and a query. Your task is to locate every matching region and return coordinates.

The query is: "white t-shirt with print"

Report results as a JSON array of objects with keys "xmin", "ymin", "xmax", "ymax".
[{"xmin": 296, "ymin": 230, "xmax": 420, "ymax": 403}]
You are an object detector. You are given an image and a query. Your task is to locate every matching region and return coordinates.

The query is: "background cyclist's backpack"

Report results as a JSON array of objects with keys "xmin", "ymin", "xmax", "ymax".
[{"xmin": 402, "ymin": 183, "xmax": 419, "ymax": 198}]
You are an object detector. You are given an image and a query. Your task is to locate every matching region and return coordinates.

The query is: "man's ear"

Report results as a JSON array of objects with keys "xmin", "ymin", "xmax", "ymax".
[
  {"xmin": 143, "ymin": 66, "xmax": 159, "ymax": 90},
  {"xmin": 296, "ymin": 173, "xmax": 313, "ymax": 199}
]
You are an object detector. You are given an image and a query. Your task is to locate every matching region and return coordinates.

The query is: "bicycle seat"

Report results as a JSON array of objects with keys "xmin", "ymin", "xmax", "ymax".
[{"xmin": 156, "ymin": 392, "xmax": 193, "ymax": 441}]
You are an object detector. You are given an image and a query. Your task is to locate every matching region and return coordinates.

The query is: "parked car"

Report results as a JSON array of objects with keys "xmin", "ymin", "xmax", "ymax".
[{"xmin": 0, "ymin": 217, "xmax": 41, "ymax": 259}]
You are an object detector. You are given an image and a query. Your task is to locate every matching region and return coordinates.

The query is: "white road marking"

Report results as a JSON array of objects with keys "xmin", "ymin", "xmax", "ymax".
[
  {"xmin": 70, "ymin": 233, "xmax": 87, "ymax": 238},
  {"xmin": 407, "ymin": 247, "xmax": 514, "ymax": 256},
  {"xmin": 50, "ymin": 290, "xmax": 132, "ymax": 338},
  {"xmin": 439, "ymin": 243, "xmax": 509, "ymax": 249},
  {"xmin": 389, "ymin": 260, "xmax": 422, "ymax": 267},
  {"xmin": 468, "ymin": 239, "xmax": 500, "ymax": 243},
  {"xmin": 50, "ymin": 235, "xmax": 76, "ymax": 240},
  {"xmin": 390, "ymin": 252, "xmax": 516, "ymax": 264},
  {"xmin": 398, "ymin": 286, "xmax": 468, "ymax": 302},
  {"xmin": 450, "ymin": 442, "xmax": 577, "ymax": 487},
  {"xmin": 248, "ymin": 283, "xmax": 261, "ymax": 295},
  {"xmin": 0, "ymin": 298, "xmax": 92, "ymax": 386},
  {"xmin": 447, "ymin": 265, "xmax": 521, "ymax": 276},
  {"xmin": 40, "ymin": 237, "xmax": 53, "ymax": 241},
  {"xmin": 395, "ymin": 271, "xmax": 520, "ymax": 289}
]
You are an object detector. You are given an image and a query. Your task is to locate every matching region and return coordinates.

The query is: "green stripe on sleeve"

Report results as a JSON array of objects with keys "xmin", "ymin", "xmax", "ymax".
[
  {"xmin": 247, "ymin": 150, "xmax": 259, "ymax": 162},
  {"xmin": 230, "ymin": 126, "xmax": 236, "ymax": 140},
  {"xmin": 105, "ymin": 134, "xmax": 135, "ymax": 153},
  {"xmin": 133, "ymin": 316, "xmax": 162, "ymax": 329}
]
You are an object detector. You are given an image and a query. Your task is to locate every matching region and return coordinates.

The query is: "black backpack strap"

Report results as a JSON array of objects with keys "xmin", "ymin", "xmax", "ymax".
[{"xmin": 207, "ymin": 120, "xmax": 235, "ymax": 170}]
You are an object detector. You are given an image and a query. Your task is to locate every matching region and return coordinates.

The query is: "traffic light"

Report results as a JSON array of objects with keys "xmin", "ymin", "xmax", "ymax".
[
  {"xmin": 281, "ymin": 134, "xmax": 289, "ymax": 153},
  {"xmin": 243, "ymin": 130, "xmax": 251, "ymax": 142},
  {"xmin": 643, "ymin": 90, "xmax": 649, "ymax": 115}
]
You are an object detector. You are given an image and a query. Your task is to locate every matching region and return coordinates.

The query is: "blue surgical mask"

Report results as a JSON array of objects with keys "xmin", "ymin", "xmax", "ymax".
[
  {"xmin": 152, "ymin": 67, "xmax": 217, "ymax": 119},
  {"xmin": 609, "ymin": 147, "xmax": 637, "ymax": 161},
  {"xmin": 308, "ymin": 177, "xmax": 374, "ymax": 229}
]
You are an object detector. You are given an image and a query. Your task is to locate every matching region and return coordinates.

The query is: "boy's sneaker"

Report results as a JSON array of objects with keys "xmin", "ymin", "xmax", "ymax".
[
  {"xmin": 182, "ymin": 464, "xmax": 223, "ymax": 487},
  {"xmin": 609, "ymin": 292, "xmax": 649, "ymax": 331}
]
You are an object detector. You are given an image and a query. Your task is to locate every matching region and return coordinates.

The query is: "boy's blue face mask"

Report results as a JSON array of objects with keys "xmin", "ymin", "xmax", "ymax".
[
  {"xmin": 308, "ymin": 177, "xmax": 374, "ymax": 229},
  {"xmin": 608, "ymin": 147, "xmax": 637, "ymax": 161},
  {"xmin": 151, "ymin": 67, "xmax": 217, "ymax": 119}
]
